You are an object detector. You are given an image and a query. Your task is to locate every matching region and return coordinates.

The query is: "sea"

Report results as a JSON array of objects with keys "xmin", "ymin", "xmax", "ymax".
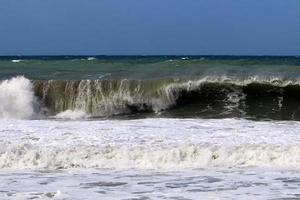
[{"xmin": 1, "ymin": 56, "xmax": 300, "ymax": 199}]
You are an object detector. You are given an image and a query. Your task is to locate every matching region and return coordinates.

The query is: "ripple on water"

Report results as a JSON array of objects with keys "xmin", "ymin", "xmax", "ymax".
[{"xmin": 80, "ymin": 181, "xmax": 127, "ymax": 189}]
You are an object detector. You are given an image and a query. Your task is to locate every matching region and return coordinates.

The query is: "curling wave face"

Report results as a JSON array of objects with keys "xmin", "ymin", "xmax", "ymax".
[
  {"xmin": 3, "ymin": 76, "xmax": 300, "ymax": 120},
  {"xmin": 31, "ymin": 76, "xmax": 300, "ymax": 120}
]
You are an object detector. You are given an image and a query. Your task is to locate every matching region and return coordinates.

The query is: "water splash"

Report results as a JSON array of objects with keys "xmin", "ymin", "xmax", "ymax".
[{"xmin": 0, "ymin": 76, "xmax": 38, "ymax": 119}]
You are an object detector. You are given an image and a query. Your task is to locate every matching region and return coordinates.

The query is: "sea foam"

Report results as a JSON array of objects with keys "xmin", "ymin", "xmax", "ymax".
[{"xmin": 1, "ymin": 118, "xmax": 300, "ymax": 170}]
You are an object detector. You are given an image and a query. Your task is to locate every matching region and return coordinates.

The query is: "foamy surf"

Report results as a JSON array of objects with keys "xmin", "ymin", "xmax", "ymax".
[
  {"xmin": 1, "ymin": 118, "xmax": 300, "ymax": 170},
  {"xmin": 1, "ymin": 117, "xmax": 300, "ymax": 199},
  {"xmin": 2, "ymin": 143, "xmax": 300, "ymax": 169}
]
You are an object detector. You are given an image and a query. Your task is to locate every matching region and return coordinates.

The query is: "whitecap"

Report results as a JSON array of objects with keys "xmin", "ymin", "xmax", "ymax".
[
  {"xmin": 11, "ymin": 59, "xmax": 22, "ymax": 63},
  {"xmin": 98, "ymin": 73, "xmax": 111, "ymax": 79},
  {"xmin": 87, "ymin": 57, "xmax": 96, "ymax": 61}
]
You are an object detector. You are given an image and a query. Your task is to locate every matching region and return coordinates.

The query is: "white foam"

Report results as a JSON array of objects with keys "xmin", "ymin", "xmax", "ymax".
[
  {"xmin": 87, "ymin": 57, "xmax": 95, "ymax": 61},
  {"xmin": 1, "ymin": 118, "xmax": 300, "ymax": 170},
  {"xmin": 54, "ymin": 110, "xmax": 90, "ymax": 119},
  {"xmin": 2, "ymin": 143, "xmax": 300, "ymax": 169},
  {"xmin": 11, "ymin": 59, "xmax": 22, "ymax": 63},
  {"xmin": 0, "ymin": 76, "xmax": 37, "ymax": 119}
]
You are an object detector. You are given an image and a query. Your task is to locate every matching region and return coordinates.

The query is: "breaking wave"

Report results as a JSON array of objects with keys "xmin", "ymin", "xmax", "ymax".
[
  {"xmin": 4, "ymin": 76, "xmax": 300, "ymax": 120},
  {"xmin": 32, "ymin": 76, "xmax": 300, "ymax": 120}
]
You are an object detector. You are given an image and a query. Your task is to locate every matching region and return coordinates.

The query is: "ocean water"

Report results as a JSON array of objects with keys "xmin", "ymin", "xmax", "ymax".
[{"xmin": 1, "ymin": 56, "xmax": 300, "ymax": 199}]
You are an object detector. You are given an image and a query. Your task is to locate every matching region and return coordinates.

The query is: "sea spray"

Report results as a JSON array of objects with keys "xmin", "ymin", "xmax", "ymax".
[{"xmin": 0, "ymin": 76, "xmax": 38, "ymax": 119}]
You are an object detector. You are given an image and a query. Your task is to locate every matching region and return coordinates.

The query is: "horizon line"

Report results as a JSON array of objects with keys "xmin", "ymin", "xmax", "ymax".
[{"xmin": 0, "ymin": 54, "xmax": 299, "ymax": 57}]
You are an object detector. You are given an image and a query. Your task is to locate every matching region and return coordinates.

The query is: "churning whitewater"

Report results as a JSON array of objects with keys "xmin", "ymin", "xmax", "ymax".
[{"xmin": 1, "ymin": 118, "xmax": 300, "ymax": 170}]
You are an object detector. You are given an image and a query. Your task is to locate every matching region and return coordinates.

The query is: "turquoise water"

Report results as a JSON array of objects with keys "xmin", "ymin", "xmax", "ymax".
[{"xmin": 1, "ymin": 56, "xmax": 300, "ymax": 80}]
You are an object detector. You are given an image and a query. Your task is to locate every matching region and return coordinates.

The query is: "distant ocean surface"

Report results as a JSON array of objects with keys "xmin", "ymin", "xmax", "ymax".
[{"xmin": 1, "ymin": 56, "xmax": 300, "ymax": 199}]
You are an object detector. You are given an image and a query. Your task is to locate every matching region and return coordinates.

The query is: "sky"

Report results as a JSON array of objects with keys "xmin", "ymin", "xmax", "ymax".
[{"xmin": 0, "ymin": 0, "xmax": 300, "ymax": 55}]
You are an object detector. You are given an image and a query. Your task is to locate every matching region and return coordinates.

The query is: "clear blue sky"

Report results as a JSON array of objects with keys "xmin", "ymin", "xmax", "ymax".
[{"xmin": 0, "ymin": 0, "xmax": 300, "ymax": 55}]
